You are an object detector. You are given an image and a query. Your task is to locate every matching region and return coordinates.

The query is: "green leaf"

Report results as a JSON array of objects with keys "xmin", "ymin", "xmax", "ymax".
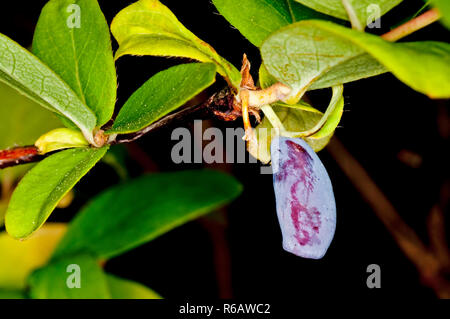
[
  {"xmin": 5, "ymin": 147, "xmax": 108, "ymax": 239},
  {"xmin": 262, "ymin": 20, "xmax": 450, "ymax": 101},
  {"xmin": 106, "ymin": 274, "xmax": 162, "ymax": 299},
  {"xmin": 53, "ymin": 170, "xmax": 242, "ymax": 259},
  {"xmin": 110, "ymin": 0, "xmax": 241, "ymax": 88},
  {"xmin": 0, "ymin": 33, "xmax": 97, "ymax": 143},
  {"xmin": 260, "ymin": 21, "xmax": 387, "ymax": 103},
  {"xmin": 432, "ymin": 0, "xmax": 450, "ymax": 29},
  {"xmin": 35, "ymin": 128, "xmax": 89, "ymax": 154},
  {"xmin": 108, "ymin": 63, "xmax": 216, "ymax": 134},
  {"xmin": 0, "ymin": 224, "xmax": 66, "ymax": 290},
  {"xmin": 308, "ymin": 53, "xmax": 387, "ymax": 91},
  {"xmin": 32, "ymin": 0, "xmax": 117, "ymax": 126},
  {"xmin": 212, "ymin": 0, "xmax": 341, "ymax": 47},
  {"xmin": 295, "ymin": 0, "xmax": 402, "ymax": 25},
  {"xmin": 28, "ymin": 254, "xmax": 110, "ymax": 299}
]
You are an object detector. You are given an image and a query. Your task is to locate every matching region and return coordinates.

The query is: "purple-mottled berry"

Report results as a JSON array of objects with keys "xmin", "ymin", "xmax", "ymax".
[{"xmin": 271, "ymin": 136, "xmax": 336, "ymax": 259}]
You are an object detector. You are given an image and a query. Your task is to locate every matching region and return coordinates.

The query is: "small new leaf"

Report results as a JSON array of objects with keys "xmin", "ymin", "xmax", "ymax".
[{"xmin": 35, "ymin": 128, "xmax": 89, "ymax": 154}]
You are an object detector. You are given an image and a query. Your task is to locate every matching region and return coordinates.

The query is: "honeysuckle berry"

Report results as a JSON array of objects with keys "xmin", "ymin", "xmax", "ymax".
[{"xmin": 271, "ymin": 136, "xmax": 336, "ymax": 259}]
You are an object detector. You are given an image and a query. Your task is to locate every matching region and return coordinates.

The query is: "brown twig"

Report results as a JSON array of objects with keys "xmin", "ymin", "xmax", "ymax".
[
  {"xmin": 327, "ymin": 137, "xmax": 450, "ymax": 297},
  {"xmin": 382, "ymin": 8, "xmax": 441, "ymax": 42},
  {"xmin": 199, "ymin": 119, "xmax": 234, "ymax": 298},
  {"xmin": 112, "ymin": 102, "xmax": 209, "ymax": 144},
  {"xmin": 0, "ymin": 87, "xmax": 248, "ymax": 170},
  {"xmin": 200, "ymin": 215, "xmax": 233, "ymax": 298},
  {"xmin": 0, "ymin": 6, "xmax": 441, "ymax": 171},
  {"xmin": 112, "ymin": 87, "xmax": 255, "ymax": 144},
  {"xmin": 125, "ymin": 143, "xmax": 159, "ymax": 173},
  {"xmin": 0, "ymin": 146, "xmax": 44, "ymax": 169},
  {"xmin": 427, "ymin": 204, "xmax": 450, "ymax": 267},
  {"xmin": 326, "ymin": 138, "xmax": 438, "ymax": 271}
]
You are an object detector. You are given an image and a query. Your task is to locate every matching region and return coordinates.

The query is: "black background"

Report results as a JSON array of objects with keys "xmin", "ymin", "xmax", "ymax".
[{"xmin": 0, "ymin": 0, "xmax": 448, "ymax": 299}]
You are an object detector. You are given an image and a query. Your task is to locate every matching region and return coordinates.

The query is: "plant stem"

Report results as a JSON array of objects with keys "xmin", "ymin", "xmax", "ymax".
[
  {"xmin": 113, "ymin": 101, "xmax": 208, "ymax": 144},
  {"xmin": 382, "ymin": 8, "xmax": 441, "ymax": 42},
  {"xmin": 0, "ymin": 146, "xmax": 44, "ymax": 169},
  {"xmin": 328, "ymin": 137, "xmax": 450, "ymax": 297},
  {"xmin": 260, "ymin": 105, "xmax": 286, "ymax": 131},
  {"xmin": 0, "ymin": 9, "xmax": 442, "ymax": 169},
  {"xmin": 326, "ymin": 138, "xmax": 450, "ymax": 295},
  {"xmin": 341, "ymin": 0, "xmax": 364, "ymax": 31}
]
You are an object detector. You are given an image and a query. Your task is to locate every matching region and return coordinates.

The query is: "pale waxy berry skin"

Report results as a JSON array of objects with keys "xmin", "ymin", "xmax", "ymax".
[{"xmin": 271, "ymin": 136, "xmax": 336, "ymax": 259}]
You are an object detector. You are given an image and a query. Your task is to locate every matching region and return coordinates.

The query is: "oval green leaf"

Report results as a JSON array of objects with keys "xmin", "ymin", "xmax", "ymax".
[
  {"xmin": 53, "ymin": 170, "xmax": 242, "ymax": 259},
  {"xmin": 0, "ymin": 33, "xmax": 97, "ymax": 143},
  {"xmin": 32, "ymin": 0, "xmax": 117, "ymax": 126},
  {"xmin": 5, "ymin": 147, "xmax": 108, "ymax": 239},
  {"xmin": 110, "ymin": 0, "xmax": 241, "ymax": 88},
  {"xmin": 108, "ymin": 63, "xmax": 216, "ymax": 135},
  {"xmin": 262, "ymin": 20, "xmax": 450, "ymax": 101}
]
